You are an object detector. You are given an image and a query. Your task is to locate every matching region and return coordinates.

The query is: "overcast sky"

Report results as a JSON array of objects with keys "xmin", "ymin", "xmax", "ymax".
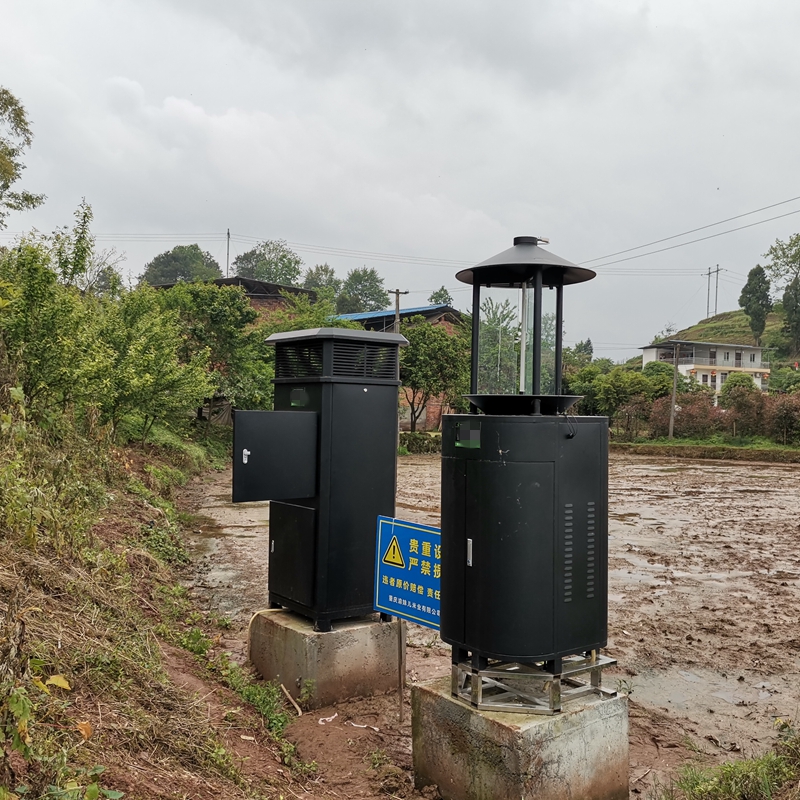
[{"xmin": 3, "ymin": 0, "xmax": 800, "ymax": 359}]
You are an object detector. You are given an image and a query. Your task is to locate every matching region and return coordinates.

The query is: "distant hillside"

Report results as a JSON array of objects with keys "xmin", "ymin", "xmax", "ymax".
[{"xmin": 670, "ymin": 308, "xmax": 785, "ymax": 347}]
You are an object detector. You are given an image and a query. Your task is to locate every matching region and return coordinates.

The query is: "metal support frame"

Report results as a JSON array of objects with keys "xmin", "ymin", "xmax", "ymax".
[
  {"xmin": 554, "ymin": 282, "xmax": 564, "ymax": 395},
  {"xmin": 451, "ymin": 652, "xmax": 617, "ymax": 714},
  {"xmin": 519, "ymin": 283, "xmax": 528, "ymax": 394},
  {"xmin": 532, "ymin": 268, "xmax": 542, "ymax": 414},
  {"xmin": 470, "ymin": 281, "xmax": 480, "ymax": 402},
  {"xmin": 532, "ymin": 268, "xmax": 542, "ymax": 396}
]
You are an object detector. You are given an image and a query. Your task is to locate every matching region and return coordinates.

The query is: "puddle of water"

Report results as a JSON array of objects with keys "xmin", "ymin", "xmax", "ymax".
[
  {"xmin": 633, "ymin": 668, "xmax": 782, "ymax": 714},
  {"xmin": 609, "ymin": 568, "xmax": 669, "ymax": 587}
]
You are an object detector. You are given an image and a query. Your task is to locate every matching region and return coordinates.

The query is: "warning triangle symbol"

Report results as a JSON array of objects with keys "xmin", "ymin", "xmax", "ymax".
[{"xmin": 382, "ymin": 535, "xmax": 405, "ymax": 568}]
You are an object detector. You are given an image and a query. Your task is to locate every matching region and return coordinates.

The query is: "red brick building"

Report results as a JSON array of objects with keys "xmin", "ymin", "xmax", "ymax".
[
  {"xmin": 337, "ymin": 304, "xmax": 464, "ymax": 431},
  {"xmin": 155, "ymin": 276, "xmax": 316, "ymax": 312}
]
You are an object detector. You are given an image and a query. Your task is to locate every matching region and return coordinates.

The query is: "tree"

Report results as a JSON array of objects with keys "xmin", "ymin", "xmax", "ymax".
[
  {"xmin": 52, "ymin": 199, "xmax": 94, "ymax": 287},
  {"xmin": 766, "ymin": 393, "xmax": 800, "ymax": 445},
  {"xmin": 718, "ymin": 372, "xmax": 763, "ymax": 437},
  {"xmin": 233, "ymin": 239, "xmax": 303, "ymax": 286},
  {"xmin": 562, "ymin": 341, "xmax": 592, "ymax": 386},
  {"xmin": 0, "ymin": 238, "xmax": 97, "ymax": 412},
  {"xmin": 594, "ymin": 368, "xmax": 651, "ymax": 419},
  {"xmin": 574, "ymin": 338, "xmax": 593, "ymax": 360},
  {"xmin": 400, "ymin": 316, "xmax": 470, "ymax": 431},
  {"xmin": 139, "ymin": 244, "xmax": 222, "ymax": 285},
  {"xmin": 94, "ymin": 286, "xmax": 213, "ymax": 439},
  {"xmin": 336, "ymin": 267, "xmax": 388, "ymax": 314},
  {"xmin": 0, "ymin": 86, "xmax": 45, "ymax": 229},
  {"xmin": 642, "ymin": 360, "xmax": 691, "ymax": 399},
  {"xmin": 428, "ymin": 286, "xmax": 453, "ymax": 305},
  {"xmin": 155, "ymin": 282, "xmax": 260, "ymax": 406},
  {"xmin": 763, "ymin": 233, "xmax": 800, "ymax": 289},
  {"xmin": 76, "ymin": 247, "xmax": 125, "ymax": 298},
  {"xmin": 255, "ymin": 292, "xmax": 361, "ymax": 409},
  {"xmin": 569, "ymin": 365, "xmax": 602, "ymax": 415},
  {"xmin": 765, "ymin": 365, "xmax": 800, "ymax": 394},
  {"xmin": 651, "ymin": 323, "xmax": 677, "ymax": 344},
  {"xmin": 783, "ymin": 276, "xmax": 800, "ymax": 353},
  {"xmin": 739, "ymin": 265, "xmax": 772, "ymax": 344},
  {"xmin": 649, "ymin": 392, "xmax": 722, "ymax": 439},
  {"xmin": 476, "ymin": 298, "xmax": 519, "ymax": 394},
  {"xmin": 303, "ymin": 263, "xmax": 342, "ymax": 299}
]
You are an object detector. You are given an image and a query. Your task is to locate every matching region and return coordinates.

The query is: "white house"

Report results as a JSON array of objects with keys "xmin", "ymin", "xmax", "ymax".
[{"xmin": 641, "ymin": 339, "xmax": 769, "ymax": 394}]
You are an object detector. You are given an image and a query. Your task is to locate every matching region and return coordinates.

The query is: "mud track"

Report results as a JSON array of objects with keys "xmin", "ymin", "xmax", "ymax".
[{"xmin": 177, "ymin": 453, "xmax": 800, "ymax": 797}]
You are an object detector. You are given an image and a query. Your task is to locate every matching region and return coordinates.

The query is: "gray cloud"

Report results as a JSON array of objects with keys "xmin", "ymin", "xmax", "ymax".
[{"xmin": 3, "ymin": 0, "xmax": 800, "ymax": 355}]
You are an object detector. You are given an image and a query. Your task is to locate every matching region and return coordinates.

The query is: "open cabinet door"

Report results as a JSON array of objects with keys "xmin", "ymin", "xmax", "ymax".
[{"xmin": 232, "ymin": 410, "xmax": 318, "ymax": 503}]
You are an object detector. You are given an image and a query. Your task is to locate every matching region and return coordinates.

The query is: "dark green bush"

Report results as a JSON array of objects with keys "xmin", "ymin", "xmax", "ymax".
[{"xmin": 399, "ymin": 432, "xmax": 441, "ymax": 454}]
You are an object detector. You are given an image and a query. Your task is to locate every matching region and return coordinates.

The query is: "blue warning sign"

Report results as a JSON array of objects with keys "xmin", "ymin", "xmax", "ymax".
[{"xmin": 374, "ymin": 516, "xmax": 441, "ymax": 630}]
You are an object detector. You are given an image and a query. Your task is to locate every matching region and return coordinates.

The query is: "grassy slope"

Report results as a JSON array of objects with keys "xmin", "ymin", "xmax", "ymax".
[
  {"xmin": 617, "ymin": 309, "xmax": 786, "ymax": 371},
  {"xmin": 671, "ymin": 308, "xmax": 786, "ymax": 350},
  {"xmin": 0, "ymin": 422, "xmax": 304, "ymax": 800}
]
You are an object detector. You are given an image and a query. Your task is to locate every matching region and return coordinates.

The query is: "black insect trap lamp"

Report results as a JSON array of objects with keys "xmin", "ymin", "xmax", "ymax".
[{"xmin": 439, "ymin": 236, "xmax": 616, "ymax": 713}]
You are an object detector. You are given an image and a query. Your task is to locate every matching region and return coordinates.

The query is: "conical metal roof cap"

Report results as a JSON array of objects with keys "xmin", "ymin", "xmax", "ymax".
[{"xmin": 456, "ymin": 236, "xmax": 595, "ymax": 287}]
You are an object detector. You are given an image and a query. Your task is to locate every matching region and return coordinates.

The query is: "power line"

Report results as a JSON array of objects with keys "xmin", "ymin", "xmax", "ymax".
[
  {"xmin": 581, "ymin": 194, "xmax": 800, "ymax": 264},
  {"xmin": 589, "ymin": 208, "xmax": 800, "ymax": 269},
  {"xmin": 4, "ymin": 192, "xmax": 798, "ymax": 276},
  {"xmin": 230, "ymin": 233, "xmax": 472, "ymax": 267}
]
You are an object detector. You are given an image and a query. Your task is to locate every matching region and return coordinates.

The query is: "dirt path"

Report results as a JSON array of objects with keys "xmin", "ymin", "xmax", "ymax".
[{"xmin": 176, "ymin": 453, "xmax": 800, "ymax": 798}]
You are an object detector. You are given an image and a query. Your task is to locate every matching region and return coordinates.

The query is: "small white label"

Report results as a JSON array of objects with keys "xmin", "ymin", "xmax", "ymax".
[
  {"xmin": 466, "ymin": 538, "xmax": 473, "ymax": 567},
  {"xmin": 242, "ymin": 448, "xmax": 251, "ymax": 464}
]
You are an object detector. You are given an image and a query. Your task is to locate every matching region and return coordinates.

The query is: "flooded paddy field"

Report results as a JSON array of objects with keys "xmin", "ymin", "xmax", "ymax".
[{"xmin": 178, "ymin": 453, "xmax": 800, "ymax": 797}]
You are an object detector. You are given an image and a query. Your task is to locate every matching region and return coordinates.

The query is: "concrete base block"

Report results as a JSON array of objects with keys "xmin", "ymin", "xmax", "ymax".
[
  {"xmin": 248, "ymin": 611, "xmax": 404, "ymax": 709},
  {"xmin": 412, "ymin": 676, "xmax": 629, "ymax": 800}
]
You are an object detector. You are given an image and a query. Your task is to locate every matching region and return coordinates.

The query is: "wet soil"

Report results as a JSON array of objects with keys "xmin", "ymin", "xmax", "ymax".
[{"xmin": 176, "ymin": 453, "xmax": 800, "ymax": 798}]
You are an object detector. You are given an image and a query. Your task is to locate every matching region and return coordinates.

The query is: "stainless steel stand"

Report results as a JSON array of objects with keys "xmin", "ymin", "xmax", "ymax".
[{"xmin": 451, "ymin": 651, "xmax": 617, "ymax": 714}]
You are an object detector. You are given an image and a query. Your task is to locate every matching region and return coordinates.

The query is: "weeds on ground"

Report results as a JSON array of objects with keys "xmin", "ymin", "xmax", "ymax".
[
  {"xmin": 179, "ymin": 627, "xmax": 213, "ymax": 656},
  {"xmin": 298, "ymin": 679, "xmax": 316, "ymax": 711},
  {"xmin": 137, "ymin": 521, "xmax": 190, "ymax": 565},
  {"xmin": 279, "ymin": 740, "xmax": 318, "ymax": 777},
  {"xmin": 0, "ymin": 396, "xmax": 249, "ymax": 795},
  {"xmin": 209, "ymin": 653, "xmax": 289, "ymax": 736},
  {"xmin": 204, "ymin": 652, "xmax": 317, "ymax": 776},
  {"xmin": 649, "ymin": 718, "xmax": 800, "ymax": 800},
  {"xmin": 368, "ymin": 748, "xmax": 390, "ymax": 769}
]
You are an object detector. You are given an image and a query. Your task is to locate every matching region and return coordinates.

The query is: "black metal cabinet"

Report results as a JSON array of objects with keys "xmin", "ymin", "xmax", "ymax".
[
  {"xmin": 440, "ymin": 414, "xmax": 608, "ymax": 663},
  {"xmin": 233, "ymin": 328, "xmax": 407, "ymax": 630}
]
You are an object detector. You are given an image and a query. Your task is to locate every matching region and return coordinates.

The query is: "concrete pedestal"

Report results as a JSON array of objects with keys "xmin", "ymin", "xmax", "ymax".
[
  {"xmin": 248, "ymin": 610, "xmax": 404, "ymax": 709},
  {"xmin": 412, "ymin": 677, "xmax": 628, "ymax": 800}
]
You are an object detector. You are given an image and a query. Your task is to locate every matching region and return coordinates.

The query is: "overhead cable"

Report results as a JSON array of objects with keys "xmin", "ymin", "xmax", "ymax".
[{"xmin": 582, "ymin": 194, "xmax": 800, "ymax": 264}]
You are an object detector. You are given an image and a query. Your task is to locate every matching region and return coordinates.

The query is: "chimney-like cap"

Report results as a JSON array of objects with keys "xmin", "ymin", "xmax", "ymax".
[{"xmin": 456, "ymin": 236, "xmax": 596, "ymax": 287}]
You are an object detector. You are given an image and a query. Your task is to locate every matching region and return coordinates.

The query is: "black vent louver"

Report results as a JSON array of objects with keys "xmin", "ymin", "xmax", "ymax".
[
  {"xmin": 275, "ymin": 342, "xmax": 324, "ymax": 379},
  {"xmin": 332, "ymin": 341, "xmax": 397, "ymax": 379}
]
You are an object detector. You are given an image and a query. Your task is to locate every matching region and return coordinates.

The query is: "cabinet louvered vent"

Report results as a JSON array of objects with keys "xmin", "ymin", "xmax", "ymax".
[
  {"xmin": 586, "ymin": 501, "xmax": 596, "ymax": 599},
  {"xmin": 332, "ymin": 341, "xmax": 397, "ymax": 379},
  {"xmin": 563, "ymin": 503, "xmax": 574, "ymax": 603},
  {"xmin": 275, "ymin": 342, "xmax": 324, "ymax": 379}
]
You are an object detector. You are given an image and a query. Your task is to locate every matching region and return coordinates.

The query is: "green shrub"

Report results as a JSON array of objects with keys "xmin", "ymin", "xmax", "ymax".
[
  {"xmin": 399, "ymin": 432, "xmax": 441, "ymax": 454},
  {"xmin": 210, "ymin": 654, "xmax": 289, "ymax": 736}
]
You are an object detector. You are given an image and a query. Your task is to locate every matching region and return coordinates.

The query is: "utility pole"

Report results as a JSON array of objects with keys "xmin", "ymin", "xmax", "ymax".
[
  {"xmin": 705, "ymin": 264, "xmax": 722, "ymax": 318},
  {"xmin": 668, "ymin": 341, "xmax": 679, "ymax": 440},
  {"xmin": 226, "ymin": 228, "xmax": 230, "ymax": 278},
  {"xmin": 390, "ymin": 289, "xmax": 409, "ymax": 333}
]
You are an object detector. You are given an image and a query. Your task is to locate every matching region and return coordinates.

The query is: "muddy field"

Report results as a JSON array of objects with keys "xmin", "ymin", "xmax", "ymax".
[{"xmin": 178, "ymin": 453, "xmax": 800, "ymax": 798}]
